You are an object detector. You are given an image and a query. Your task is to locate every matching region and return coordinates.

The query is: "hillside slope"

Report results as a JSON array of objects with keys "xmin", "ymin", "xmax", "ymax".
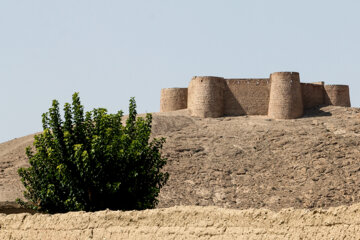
[{"xmin": 1, "ymin": 106, "xmax": 360, "ymax": 211}]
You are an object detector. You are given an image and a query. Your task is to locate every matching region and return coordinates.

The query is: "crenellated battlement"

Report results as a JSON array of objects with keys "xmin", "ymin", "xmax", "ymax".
[{"xmin": 160, "ymin": 71, "xmax": 351, "ymax": 119}]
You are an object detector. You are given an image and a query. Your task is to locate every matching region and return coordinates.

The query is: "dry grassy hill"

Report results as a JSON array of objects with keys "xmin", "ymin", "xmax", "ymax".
[{"xmin": 1, "ymin": 105, "xmax": 360, "ymax": 212}]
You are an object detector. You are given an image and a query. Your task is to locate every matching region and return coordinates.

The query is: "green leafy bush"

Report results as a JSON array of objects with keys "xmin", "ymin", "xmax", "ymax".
[{"xmin": 17, "ymin": 93, "xmax": 168, "ymax": 213}]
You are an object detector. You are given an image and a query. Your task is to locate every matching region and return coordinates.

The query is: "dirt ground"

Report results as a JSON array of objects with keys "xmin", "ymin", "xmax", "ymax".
[
  {"xmin": 153, "ymin": 106, "xmax": 360, "ymax": 211},
  {"xmin": 1, "ymin": 105, "xmax": 360, "ymax": 238}
]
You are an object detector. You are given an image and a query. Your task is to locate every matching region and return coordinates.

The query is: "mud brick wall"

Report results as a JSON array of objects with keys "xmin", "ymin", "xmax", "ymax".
[
  {"xmin": 301, "ymin": 83, "xmax": 325, "ymax": 109},
  {"xmin": 223, "ymin": 79, "xmax": 270, "ymax": 116},
  {"xmin": 2, "ymin": 205, "xmax": 360, "ymax": 239},
  {"xmin": 311, "ymin": 81, "xmax": 325, "ymax": 85},
  {"xmin": 160, "ymin": 72, "xmax": 351, "ymax": 119}
]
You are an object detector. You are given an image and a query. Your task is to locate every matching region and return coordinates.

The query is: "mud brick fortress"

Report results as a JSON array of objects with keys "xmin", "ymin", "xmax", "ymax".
[{"xmin": 160, "ymin": 72, "xmax": 351, "ymax": 119}]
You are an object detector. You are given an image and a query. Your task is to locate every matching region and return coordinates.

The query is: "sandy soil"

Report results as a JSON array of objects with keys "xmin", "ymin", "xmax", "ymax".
[
  {"xmin": 1, "ymin": 105, "xmax": 360, "ymax": 238},
  {"xmin": 0, "ymin": 133, "xmax": 36, "ymax": 203},
  {"xmin": 2, "ymin": 106, "xmax": 360, "ymax": 210},
  {"xmin": 154, "ymin": 106, "xmax": 360, "ymax": 210}
]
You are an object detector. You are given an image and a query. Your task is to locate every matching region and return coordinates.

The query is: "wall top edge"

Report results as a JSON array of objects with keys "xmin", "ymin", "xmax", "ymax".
[
  {"xmin": 324, "ymin": 84, "xmax": 349, "ymax": 88},
  {"xmin": 226, "ymin": 78, "xmax": 269, "ymax": 81},
  {"xmin": 161, "ymin": 87, "xmax": 188, "ymax": 90},
  {"xmin": 270, "ymin": 71, "xmax": 300, "ymax": 75},
  {"xmin": 301, "ymin": 82, "xmax": 325, "ymax": 86},
  {"xmin": 192, "ymin": 76, "xmax": 224, "ymax": 79}
]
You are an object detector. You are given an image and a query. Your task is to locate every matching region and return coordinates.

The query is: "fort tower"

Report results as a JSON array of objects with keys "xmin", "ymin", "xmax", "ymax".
[
  {"xmin": 268, "ymin": 72, "xmax": 303, "ymax": 119},
  {"xmin": 160, "ymin": 88, "xmax": 188, "ymax": 112},
  {"xmin": 188, "ymin": 76, "xmax": 226, "ymax": 118},
  {"xmin": 324, "ymin": 85, "xmax": 351, "ymax": 107}
]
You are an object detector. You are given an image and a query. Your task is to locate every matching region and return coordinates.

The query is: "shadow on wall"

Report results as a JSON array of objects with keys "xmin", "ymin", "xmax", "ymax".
[
  {"xmin": 223, "ymin": 89, "xmax": 245, "ymax": 117},
  {"xmin": 223, "ymin": 79, "xmax": 270, "ymax": 116},
  {"xmin": 324, "ymin": 85, "xmax": 351, "ymax": 107},
  {"xmin": 0, "ymin": 202, "xmax": 37, "ymax": 214},
  {"xmin": 302, "ymin": 105, "xmax": 332, "ymax": 118}
]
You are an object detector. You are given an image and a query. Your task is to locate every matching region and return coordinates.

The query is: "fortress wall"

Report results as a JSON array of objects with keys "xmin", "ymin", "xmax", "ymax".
[
  {"xmin": 301, "ymin": 83, "xmax": 325, "ymax": 109},
  {"xmin": 324, "ymin": 85, "xmax": 351, "ymax": 107},
  {"xmin": 188, "ymin": 76, "xmax": 226, "ymax": 117},
  {"xmin": 161, "ymin": 73, "xmax": 351, "ymax": 118},
  {"xmin": 268, "ymin": 72, "xmax": 304, "ymax": 119},
  {"xmin": 223, "ymin": 79, "xmax": 270, "ymax": 116},
  {"xmin": 160, "ymin": 88, "xmax": 188, "ymax": 112},
  {"xmin": 311, "ymin": 81, "xmax": 325, "ymax": 85}
]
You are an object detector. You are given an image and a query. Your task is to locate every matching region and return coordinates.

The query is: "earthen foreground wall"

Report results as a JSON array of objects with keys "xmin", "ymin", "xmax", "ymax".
[{"xmin": 1, "ymin": 205, "xmax": 360, "ymax": 239}]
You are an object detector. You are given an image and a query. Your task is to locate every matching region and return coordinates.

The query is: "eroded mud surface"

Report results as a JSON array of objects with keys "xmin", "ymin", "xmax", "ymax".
[{"xmin": 1, "ymin": 106, "xmax": 360, "ymax": 211}]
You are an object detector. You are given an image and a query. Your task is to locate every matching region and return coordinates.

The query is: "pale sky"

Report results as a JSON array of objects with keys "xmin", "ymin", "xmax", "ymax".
[{"xmin": 1, "ymin": 0, "xmax": 360, "ymax": 143}]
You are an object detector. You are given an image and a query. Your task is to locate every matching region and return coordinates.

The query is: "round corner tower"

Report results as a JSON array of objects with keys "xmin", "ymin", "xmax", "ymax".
[
  {"xmin": 160, "ymin": 88, "xmax": 188, "ymax": 112},
  {"xmin": 188, "ymin": 76, "xmax": 226, "ymax": 118},
  {"xmin": 324, "ymin": 85, "xmax": 351, "ymax": 107},
  {"xmin": 268, "ymin": 72, "xmax": 304, "ymax": 119}
]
